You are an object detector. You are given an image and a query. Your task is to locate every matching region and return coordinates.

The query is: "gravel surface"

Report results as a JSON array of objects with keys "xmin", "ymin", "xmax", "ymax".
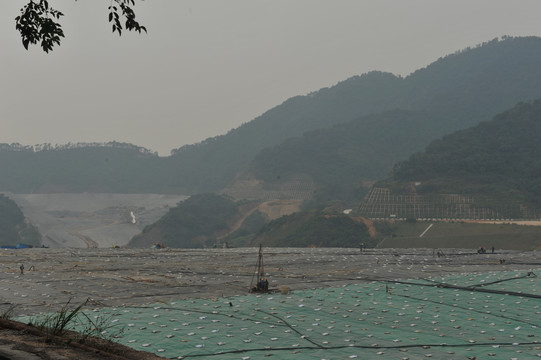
[
  {"xmin": 1, "ymin": 247, "xmax": 539, "ymax": 317},
  {"xmin": 1, "ymin": 247, "xmax": 540, "ymax": 359}
]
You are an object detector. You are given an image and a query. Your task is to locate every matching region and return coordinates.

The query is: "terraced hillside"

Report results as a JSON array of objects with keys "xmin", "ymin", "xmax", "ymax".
[{"xmin": 357, "ymin": 187, "xmax": 538, "ymax": 220}]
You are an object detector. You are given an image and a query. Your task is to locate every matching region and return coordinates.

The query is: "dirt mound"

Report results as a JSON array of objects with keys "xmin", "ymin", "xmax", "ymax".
[
  {"xmin": 0, "ymin": 318, "xmax": 165, "ymax": 360},
  {"xmin": 256, "ymin": 200, "xmax": 303, "ymax": 220}
]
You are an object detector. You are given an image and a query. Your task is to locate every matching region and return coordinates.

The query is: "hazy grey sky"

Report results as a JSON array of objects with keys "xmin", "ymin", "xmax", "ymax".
[{"xmin": 2, "ymin": 1, "xmax": 541, "ymax": 156}]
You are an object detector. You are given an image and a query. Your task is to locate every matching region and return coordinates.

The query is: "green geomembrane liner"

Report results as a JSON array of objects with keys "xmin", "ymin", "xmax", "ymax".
[{"xmin": 23, "ymin": 269, "xmax": 541, "ymax": 359}]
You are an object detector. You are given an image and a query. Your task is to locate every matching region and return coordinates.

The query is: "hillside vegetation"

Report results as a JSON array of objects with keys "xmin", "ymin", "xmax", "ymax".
[
  {"xmin": 252, "ymin": 211, "xmax": 374, "ymax": 248},
  {"xmin": 0, "ymin": 194, "xmax": 40, "ymax": 247},
  {"xmin": 249, "ymin": 109, "xmax": 438, "ymax": 186},
  {"xmin": 0, "ymin": 143, "xmax": 164, "ymax": 193},
  {"xmin": 354, "ymin": 98, "xmax": 541, "ymax": 222},
  {"xmin": 127, "ymin": 193, "xmax": 372, "ymax": 249},
  {"xmin": 129, "ymin": 193, "xmax": 243, "ymax": 248},
  {"xmin": 234, "ymin": 36, "xmax": 541, "ymax": 193},
  {"xmin": 387, "ymin": 99, "xmax": 541, "ymax": 213}
]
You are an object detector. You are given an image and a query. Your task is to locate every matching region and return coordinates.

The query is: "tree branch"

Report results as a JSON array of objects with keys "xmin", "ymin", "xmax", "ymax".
[{"xmin": 15, "ymin": 0, "xmax": 146, "ymax": 53}]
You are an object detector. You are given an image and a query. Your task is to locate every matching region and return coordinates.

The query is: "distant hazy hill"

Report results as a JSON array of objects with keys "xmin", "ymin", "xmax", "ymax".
[
  {"xmin": 0, "ymin": 142, "xmax": 165, "ymax": 193},
  {"xmin": 2, "ymin": 37, "xmax": 541, "ymax": 195},
  {"xmin": 244, "ymin": 37, "xmax": 541, "ymax": 191},
  {"xmin": 358, "ymin": 99, "xmax": 541, "ymax": 220},
  {"xmin": 248, "ymin": 109, "xmax": 437, "ymax": 187}
]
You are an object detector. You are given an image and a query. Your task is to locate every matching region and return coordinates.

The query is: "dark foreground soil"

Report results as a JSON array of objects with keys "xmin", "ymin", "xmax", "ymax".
[{"xmin": 0, "ymin": 318, "xmax": 165, "ymax": 360}]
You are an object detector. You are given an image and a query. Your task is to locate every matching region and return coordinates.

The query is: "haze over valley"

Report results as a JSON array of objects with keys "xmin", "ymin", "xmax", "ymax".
[
  {"xmin": 2, "ymin": 37, "xmax": 541, "ymax": 250},
  {"xmin": 3, "ymin": 4, "xmax": 541, "ymax": 360}
]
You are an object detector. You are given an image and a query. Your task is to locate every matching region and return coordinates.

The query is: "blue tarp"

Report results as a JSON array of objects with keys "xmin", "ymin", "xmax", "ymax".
[{"xmin": 0, "ymin": 243, "xmax": 32, "ymax": 249}]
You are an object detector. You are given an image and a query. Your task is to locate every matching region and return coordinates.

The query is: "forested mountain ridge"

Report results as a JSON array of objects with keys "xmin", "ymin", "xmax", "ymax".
[
  {"xmin": 171, "ymin": 36, "xmax": 541, "ymax": 192},
  {"xmin": 1, "ymin": 37, "xmax": 541, "ymax": 195},
  {"xmin": 163, "ymin": 71, "xmax": 405, "ymax": 192},
  {"xmin": 398, "ymin": 36, "xmax": 541, "ymax": 127},
  {"xmin": 391, "ymin": 99, "xmax": 541, "ymax": 206},
  {"xmin": 243, "ymin": 37, "xmax": 541, "ymax": 192},
  {"xmin": 248, "ymin": 109, "xmax": 437, "ymax": 187},
  {"xmin": 0, "ymin": 142, "xmax": 166, "ymax": 193}
]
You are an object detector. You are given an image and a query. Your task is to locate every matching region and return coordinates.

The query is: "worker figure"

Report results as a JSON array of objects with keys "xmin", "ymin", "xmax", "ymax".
[{"xmin": 20, "ymin": 264, "xmax": 24, "ymax": 275}]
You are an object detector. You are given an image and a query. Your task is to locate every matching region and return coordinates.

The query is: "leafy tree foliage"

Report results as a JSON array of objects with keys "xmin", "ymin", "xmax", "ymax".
[
  {"xmin": 15, "ymin": 0, "xmax": 64, "ymax": 52},
  {"xmin": 15, "ymin": 0, "xmax": 145, "ymax": 52},
  {"xmin": 108, "ymin": 0, "xmax": 146, "ymax": 36}
]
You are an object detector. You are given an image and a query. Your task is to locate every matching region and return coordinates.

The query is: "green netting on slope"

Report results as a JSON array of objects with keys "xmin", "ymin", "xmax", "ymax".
[{"xmin": 23, "ymin": 269, "xmax": 541, "ymax": 359}]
